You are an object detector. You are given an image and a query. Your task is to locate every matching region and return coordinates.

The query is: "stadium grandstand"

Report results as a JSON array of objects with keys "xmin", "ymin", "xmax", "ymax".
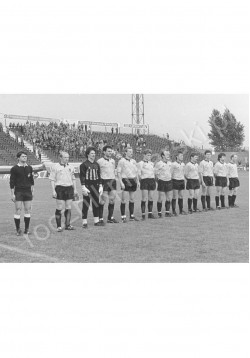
[
  {"xmin": 0, "ymin": 113, "xmax": 248, "ymax": 174},
  {"xmin": 1, "ymin": 119, "xmax": 204, "ymax": 166}
]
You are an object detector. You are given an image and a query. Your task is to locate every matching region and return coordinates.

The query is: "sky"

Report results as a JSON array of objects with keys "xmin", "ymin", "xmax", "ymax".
[{"xmin": 0, "ymin": 94, "xmax": 248, "ymax": 148}]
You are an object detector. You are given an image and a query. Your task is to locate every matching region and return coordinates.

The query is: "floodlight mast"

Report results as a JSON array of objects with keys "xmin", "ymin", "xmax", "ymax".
[{"xmin": 131, "ymin": 94, "xmax": 145, "ymax": 135}]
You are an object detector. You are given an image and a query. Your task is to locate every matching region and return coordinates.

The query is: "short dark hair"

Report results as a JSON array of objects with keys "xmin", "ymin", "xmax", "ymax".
[
  {"xmin": 143, "ymin": 149, "xmax": 152, "ymax": 155},
  {"xmin": 204, "ymin": 150, "xmax": 211, "ymax": 155},
  {"xmin": 176, "ymin": 150, "xmax": 183, "ymax": 159},
  {"xmin": 190, "ymin": 152, "xmax": 198, "ymax": 159},
  {"xmin": 230, "ymin": 153, "xmax": 237, "ymax": 160},
  {"xmin": 160, "ymin": 149, "xmax": 170, "ymax": 158},
  {"xmin": 103, "ymin": 145, "xmax": 112, "ymax": 152},
  {"xmin": 218, "ymin": 153, "xmax": 226, "ymax": 160},
  {"xmin": 16, "ymin": 151, "xmax": 27, "ymax": 158},
  {"xmin": 85, "ymin": 146, "xmax": 96, "ymax": 158}
]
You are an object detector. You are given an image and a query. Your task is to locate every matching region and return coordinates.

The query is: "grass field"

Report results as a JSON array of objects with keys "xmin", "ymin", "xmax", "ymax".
[{"xmin": 0, "ymin": 172, "xmax": 249, "ymax": 263}]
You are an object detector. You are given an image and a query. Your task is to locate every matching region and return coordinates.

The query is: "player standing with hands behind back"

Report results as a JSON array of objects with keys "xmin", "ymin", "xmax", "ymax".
[{"xmin": 10, "ymin": 151, "xmax": 34, "ymax": 236}]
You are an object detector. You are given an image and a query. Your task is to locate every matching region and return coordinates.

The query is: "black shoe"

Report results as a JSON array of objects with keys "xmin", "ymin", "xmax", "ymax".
[
  {"xmin": 16, "ymin": 228, "xmax": 22, "ymax": 236},
  {"xmin": 194, "ymin": 208, "xmax": 202, "ymax": 213},
  {"xmin": 65, "ymin": 225, "xmax": 75, "ymax": 230},
  {"xmin": 82, "ymin": 224, "xmax": 88, "ymax": 229},
  {"xmin": 24, "ymin": 230, "xmax": 31, "ymax": 234},
  {"xmin": 107, "ymin": 218, "xmax": 119, "ymax": 223},
  {"xmin": 130, "ymin": 216, "xmax": 139, "ymax": 221},
  {"xmin": 216, "ymin": 206, "xmax": 221, "ymax": 210},
  {"xmin": 141, "ymin": 215, "xmax": 146, "ymax": 221},
  {"xmin": 158, "ymin": 213, "xmax": 162, "ymax": 218},
  {"xmin": 165, "ymin": 212, "xmax": 172, "ymax": 217},
  {"xmin": 148, "ymin": 213, "xmax": 156, "ymax": 219},
  {"xmin": 172, "ymin": 211, "xmax": 178, "ymax": 217},
  {"xmin": 202, "ymin": 208, "xmax": 208, "ymax": 212},
  {"xmin": 179, "ymin": 210, "xmax": 188, "ymax": 215},
  {"xmin": 94, "ymin": 221, "xmax": 105, "ymax": 226},
  {"xmin": 121, "ymin": 217, "xmax": 127, "ymax": 223},
  {"xmin": 188, "ymin": 210, "xmax": 193, "ymax": 214}
]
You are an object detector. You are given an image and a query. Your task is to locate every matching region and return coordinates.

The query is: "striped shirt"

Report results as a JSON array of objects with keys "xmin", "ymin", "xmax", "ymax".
[
  {"xmin": 227, "ymin": 162, "xmax": 238, "ymax": 178},
  {"xmin": 185, "ymin": 162, "xmax": 199, "ymax": 179},
  {"xmin": 137, "ymin": 161, "xmax": 155, "ymax": 179},
  {"xmin": 79, "ymin": 160, "xmax": 101, "ymax": 185},
  {"xmin": 117, "ymin": 157, "xmax": 138, "ymax": 179},
  {"xmin": 154, "ymin": 160, "xmax": 172, "ymax": 181},
  {"xmin": 213, "ymin": 161, "xmax": 228, "ymax": 177},
  {"xmin": 97, "ymin": 157, "xmax": 116, "ymax": 179},
  {"xmin": 199, "ymin": 160, "xmax": 214, "ymax": 176},
  {"xmin": 49, "ymin": 163, "xmax": 75, "ymax": 187},
  {"xmin": 171, "ymin": 161, "xmax": 185, "ymax": 180}
]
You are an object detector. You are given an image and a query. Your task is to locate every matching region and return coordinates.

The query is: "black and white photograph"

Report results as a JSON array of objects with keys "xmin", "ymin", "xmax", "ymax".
[
  {"xmin": 0, "ymin": 94, "xmax": 248, "ymax": 262},
  {"xmin": 0, "ymin": 1, "xmax": 249, "ymax": 358}
]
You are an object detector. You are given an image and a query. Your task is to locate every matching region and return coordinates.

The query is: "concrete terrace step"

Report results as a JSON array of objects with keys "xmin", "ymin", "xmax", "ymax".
[{"xmin": 5, "ymin": 128, "xmax": 54, "ymax": 164}]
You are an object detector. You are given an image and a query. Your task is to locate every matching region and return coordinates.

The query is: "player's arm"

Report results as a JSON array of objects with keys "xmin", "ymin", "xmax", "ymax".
[
  {"xmin": 184, "ymin": 163, "xmax": 189, "ymax": 180},
  {"xmin": 97, "ymin": 163, "xmax": 103, "ymax": 195},
  {"xmin": 79, "ymin": 162, "xmax": 90, "ymax": 195},
  {"xmin": 30, "ymin": 166, "xmax": 35, "ymax": 196},
  {"xmin": 199, "ymin": 162, "xmax": 205, "ymax": 186},
  {"xmin": 137, "ymin": 161, "xmax": 142, "ymax": 181},
  {"xmin": 49, "ymin": 166, "xmax": 57, "ymax": 198},
  {"xmin": 213, "ymin": 162, "xmax": 218, "ymax": 177},
  {"xmin": 117, "ymin": 160, "xmax": 125, "ymax": 190},
  {"xmin": 9, "ymin": 167, "xmax": 16, "ymax": 202}
]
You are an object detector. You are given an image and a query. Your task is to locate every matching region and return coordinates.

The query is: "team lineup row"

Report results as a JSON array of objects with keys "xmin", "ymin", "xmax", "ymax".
[{"xmin": 9, "ymin": 146, "xmax": 240, "ymax": 235}]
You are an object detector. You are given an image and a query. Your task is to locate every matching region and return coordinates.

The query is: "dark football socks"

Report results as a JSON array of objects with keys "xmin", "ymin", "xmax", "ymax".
[
  {"xmin": 148, "ymin": 200, "xmax": 153, "ymax": 213},
  {"xmin": 201, "ymin": 195, "xmax": 206, "ymax": 209},
  {"xmin": 206, "ymin": 195, "xmax": 211, "ymax": 209},
  {"xmin": 55, "ymin": 209, "xmax": 62, "ymax": 228},
  {"xmin": 188, "ymin": 198, "xmax": 192, "ymax": 211},
  {"xmin": 99, "ymin": 203, "xmax": 104, "ymax": 219},
  {"xmin": 178, "ymin": 198, "xmax": 183, "ymax": 212},
  {"xmin": 64, "ymin": 209, "xmax": 71, "ymax": 227},
  {"xmin": 120, "ymin": 203, "xmax": 126, "ymax": 216},
  {"xmin": 220, "ymin": 195, "xmax": 225, "ymax": 207},
  {"xmin": 108, "ymin": 203, "xmax": 114, "ymax": 220},
  {"xmin": 129, "ymin": 201, "xmax": 134, "ymax": 216},
  {"xmin": 215, "ymin": 196, "xmax": 220, "ymax": 207},
  {"xmin": 14, "ymin": 215, "xmax": 20, "ymax": 230}
]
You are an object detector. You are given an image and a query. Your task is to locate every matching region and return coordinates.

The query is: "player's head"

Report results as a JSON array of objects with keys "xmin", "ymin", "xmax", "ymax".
[
  {"xmin": 103, "ymin": 145, "xmax": 113, "ymax": 158},
  {"xmin": 190, "ymin": 153, "xmax": 199, "ymax": 163},
  {"xmin": 60, "ymin": 151, "xmax": 69, "ymax": 165},
  {"xmin": 86, "ymin": 146, "xmax": 96, "ymax": 161},
  {"xmin": 218, "ymin": 153, "xmax": 226, "ymax": 163},
  {"xmin": 125, "ymin": 147, "xmax": 133, "ymax": 158},
  {"xmin": 17, "ymin": 151, "xmax": 27, "ymax": 163},
  {"xmin": 204, "ymin": 150, "xmax": 212, "ymax": 160},
  {"xmin": 143, "ymin": 149, "xmax": 152, "ymax": 162},
  {"xmin": 176, "ymin": 151, "xmax": 183, "ymax": 162},
  {"xmin": 160, "ymin": 150, "xmax": 170, "ymax": 162},
  {"xmin": 230, "ymin": 154, "xmax": 238, "ymax": 163}
]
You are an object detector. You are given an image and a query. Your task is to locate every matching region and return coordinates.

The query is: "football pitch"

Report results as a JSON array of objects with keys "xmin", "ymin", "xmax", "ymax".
[{"xmin": 0, "ymin": 172, "xmax": 249, "ymax": 263}]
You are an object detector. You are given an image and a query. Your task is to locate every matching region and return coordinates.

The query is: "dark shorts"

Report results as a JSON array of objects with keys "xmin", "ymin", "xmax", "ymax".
[
  {"xmin": 122, "ymin": 178, "xmax": 137, "ymax": 192},
  {"xmin": 55, "ymin": 185, "xmax": 74, "ymax": 201},
  {"xmin": 102, "ymin": 179, "xmax": 117, "ymax": 192},
  {"xmin": 172, "ymin": 179, "xmax": 185, "ymax": 191},
  {"xmin": 229, "ymin": 177, "xmax": 240, "ymax": 190},
  {"xmin": 215, "ymin": 176, "xmax": 227, "ymax": 188},
  {"xmin": 140, "ymin": 178, "xmax": 156, "ymax": 191},
  {"xmin": 157, "ymin": 179, "xmax": 173, "ymax": 192},
  {"xmin": 15, "ymin": 189, "xmax": 33, "ymax": 202},
  {"xmin": 186, "ymin": 179, "xmax": 200, "ymax": 190},
  {"xmin": 203, "ymin": 176, "xmax": 214, "ymax": 186}
]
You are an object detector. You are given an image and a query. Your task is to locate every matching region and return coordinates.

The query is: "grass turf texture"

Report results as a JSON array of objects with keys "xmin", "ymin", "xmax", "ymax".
[{"xmin": 0, "ymin": 172, "xmax": 248, "ymax": 263}]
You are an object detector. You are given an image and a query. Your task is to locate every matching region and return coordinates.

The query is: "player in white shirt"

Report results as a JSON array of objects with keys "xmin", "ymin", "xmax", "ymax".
[
  {"xmin": 137, "ymin": 149, "xmax": 156, "ymax": 220},
  {"xmin": 154, "ymin": 150, "xmax": 173, "ymax": 217},
  {"xmin": 199, "ymin": 150, "xmax": 214, "ymax": 211},
  {"xmin": 213, "ymin": 153, "xmax": 229, "ymax": 209},
  {"xmin": 171, "ymin": 151, "xmax": 186, "ymax": 216},
  {"xmin": 97, "ymin": 145, "xmax": 119, "ymax": 223},
  {"xmin": 227, "ymin": 154, "xmax": 240, "ymax": 208},
  {"xmin": 184, "ymin": 153, "xmax": 201, "ymax": 213},
  {"xmin": 117, "ymin": 147, "xmax": 139, "ymax": 223}
]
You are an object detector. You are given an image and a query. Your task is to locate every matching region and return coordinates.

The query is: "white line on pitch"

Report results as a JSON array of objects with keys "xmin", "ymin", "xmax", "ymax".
[{"xmin": 0, "ymin": 243, "xmax": 62, "ymax": 263}]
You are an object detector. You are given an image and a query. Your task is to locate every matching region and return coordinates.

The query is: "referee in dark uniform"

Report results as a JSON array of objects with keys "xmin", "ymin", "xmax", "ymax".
[{"xmin": 10, "ymin": 151, "xmax": 34, "ymax": 236}]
